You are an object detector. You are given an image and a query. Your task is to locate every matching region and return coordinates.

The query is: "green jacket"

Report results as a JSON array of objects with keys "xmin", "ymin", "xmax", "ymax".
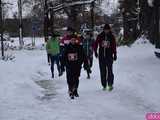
[{"xmin": 46, "ymin": 37, "xmax": 60, "ymax": 56}]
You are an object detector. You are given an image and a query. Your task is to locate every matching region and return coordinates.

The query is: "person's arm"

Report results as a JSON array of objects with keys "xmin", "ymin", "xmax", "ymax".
[
  {"xmin": 61, "ymin": 46, "xmax": 67, "ymax": 67},
  {"xmin": 46, "ymin": 41, "xmax": 50, "ymax": 52},
  {"xmin": 93, "ymin": 35, "xmax": 100, "ymax": 58},
  {"xmin": 81, "ymin": 46, "xmax": 90, "ymax": 70},
  {"xmin": 60, "ymin": 36, "xmax": 65, "ymax": 46},
  {"xmin": 111, "ymin": 34, "xmax": 117, "ymax": 61}
]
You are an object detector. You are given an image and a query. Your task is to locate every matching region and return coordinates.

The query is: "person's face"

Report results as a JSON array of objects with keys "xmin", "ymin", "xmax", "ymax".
[
  {"xmin": 104, "ymin": 29, "xmax": 110, "ymax": 34},
  {"xmin": 86, "ymin": 33, "xmax": 90, "ymax": 38},
  {"xmin": 71, "ymin": 38, "xmax": 76, "ymax": 45},
  {"xmin": 67, "ymin": 31, "xmax": 73, "ymax": 36}
]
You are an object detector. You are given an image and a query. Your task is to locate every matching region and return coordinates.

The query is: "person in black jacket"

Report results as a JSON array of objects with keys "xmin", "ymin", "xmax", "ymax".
[
  {"xmin": 62, "ymin": 35, "xmax": 89, "ymax": 99},
  {"xmin": 93, "ymin": 24, "xmax": 117, "ymax": 91},
  {"xmin": 82, "ymin": 30, "xmax": 94, "ymax": 79}
]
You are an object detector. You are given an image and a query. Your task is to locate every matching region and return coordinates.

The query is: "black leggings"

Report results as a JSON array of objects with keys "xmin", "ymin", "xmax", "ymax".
[
  {"xmin": 99, "ymin": 58, "xmax": 114, "ymax": 88},
  {"xmin": 66, "ymin": 68, "xmax": 80, "ymax": 92},
  {"xmin": 50, "ymin": 54, "xmax": 61, "ymax": 75}
]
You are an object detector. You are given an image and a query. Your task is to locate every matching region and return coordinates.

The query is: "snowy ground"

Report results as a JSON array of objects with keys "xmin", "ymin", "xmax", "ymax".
[{"xmin": 0, "ymin": 38, "xmax": 160, "ymax": 120}]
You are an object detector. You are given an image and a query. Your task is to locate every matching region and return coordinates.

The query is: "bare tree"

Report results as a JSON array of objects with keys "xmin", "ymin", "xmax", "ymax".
[{"xmin": 119, "ymin": 0, "xmax": 140, "ymax": 44}]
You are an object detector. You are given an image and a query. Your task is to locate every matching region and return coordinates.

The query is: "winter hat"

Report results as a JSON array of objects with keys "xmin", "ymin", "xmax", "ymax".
[
  {"xmin": 70, "ymin": 35, "xmax": 80, "ymax": 44},
  {"xmin": 52, "ymin": 31, "xmax": 60, "ymax": 37},
  {"xmin": 103, "ymin": 24, "xmax": 111, "ymax": 30}
]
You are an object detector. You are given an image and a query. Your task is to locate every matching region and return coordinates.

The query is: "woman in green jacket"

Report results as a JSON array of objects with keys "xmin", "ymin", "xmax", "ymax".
[{"xmin": 46, "ymin": 33, "xmax": 62, "ymax": 78}]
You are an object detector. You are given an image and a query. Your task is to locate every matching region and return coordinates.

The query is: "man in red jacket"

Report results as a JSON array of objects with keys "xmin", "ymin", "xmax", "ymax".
[{"xmin": 93, "ymin": 24, "xmax": 117, "ymax": 91}]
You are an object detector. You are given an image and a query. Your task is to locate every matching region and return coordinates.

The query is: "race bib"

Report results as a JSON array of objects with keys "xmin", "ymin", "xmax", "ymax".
[
  {"xmin": 64, "ymin": 40, "xmax": 71, "ymax": 45},
  {"xmin": 102, "ymin": 41, "xmax": 110, "ymax": 48},
  {"xmin": 68, "ymin": 53, "xmax": 78, "ymax": 61}
]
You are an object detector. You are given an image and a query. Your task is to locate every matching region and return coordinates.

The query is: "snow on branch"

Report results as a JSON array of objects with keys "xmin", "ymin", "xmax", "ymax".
[
  {"xmin": 148, "ymin": 0, "xmax": 154, "ymax": 7},
  {"xmin": 100, "ymin": 0, "xmax": 119, "ymax": 16},
  {"xmin": 66, "ymin": 0, "xmax": 95, "ymax": 6},
  {"xmin": 49, "ymin": 0, "xmax": 95, "ymax": 12}
]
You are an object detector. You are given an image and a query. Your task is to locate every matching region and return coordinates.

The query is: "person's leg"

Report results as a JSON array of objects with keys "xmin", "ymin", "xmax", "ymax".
[
  {"xmin": 47, "ymin": 54, "xmax": 51, "ymax": 64},
  {"xmin": 60, "ymin": 46, "xmax": 65, "ymax": 72},
  {"xmin": 87, "ymin": 56, "xmax": 93, "ymax": 78},
  {"xmin": 74, "ymin": 76, "xmax": 79, "ymax": 97},
  {"xmin": 66, "ymin": 69, "xmax": 70, "ymax": 91},
  {"xmin": 99, "ymin": 58, "xmax": 107, "ymax": 89},
  {"xmin": 50, "ymin": 56, "xmax": 55, "ymax": 78},
  {"xmin": 66, "ymin": 69, "xmax": 74, "ymax": 93},
  {"xmin": 107, "ymin": 61, "xmax": 114, "ymax": 90},
  {"xmin": 72, "ymin": 68, "xmax": 81, "ymax": 97},
  {"xmin": 55, "ymin": 54, "xmax": 62, "ymax": 76},
  {"xmin": 87, "ymin": 71, "xmax": 90, "ymax": 79},
  {"xmin": 90, "ymin": 56, "xmax": 93, "ymax": 68}
]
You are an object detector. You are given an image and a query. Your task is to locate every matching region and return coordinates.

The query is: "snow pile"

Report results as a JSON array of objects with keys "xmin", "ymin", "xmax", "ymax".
[
  {"xmin": 133, "ymin": 36, "xmax": 150, "ymax": 45},
  {"xmin": 155, "ymin": 48, "xmax": 160, "ymax": 53},
  {"xmin": 100, "ymin": 0, "xmax": 119, "ymax": 16},
  {"xmin": 3, "ymin": 0, "xmax": 18, "ymax": 18},
  {"xmin": 148, "ymin": 0, "xmax": 154, "ymax": 7},
  {"xmin": 4, "ymin": 0, "xmax": 33, "ymax": 18}
]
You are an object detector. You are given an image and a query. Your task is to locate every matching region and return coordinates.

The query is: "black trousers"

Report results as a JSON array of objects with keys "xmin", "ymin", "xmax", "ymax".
[
  {"xmin": 66, "ymin": 68, "xmax": 80, "ymax": 92},
  {"xmin": 99, "ymin": 57, "xmax": 114, "ymax": 88},
  {"xmin": 84, "ymin": 56, "xmax": 93, "ymax": 71},
  {"xmin": 87, "ymin": 56, "xmax": 93, "ymax": 68},
  {"xmin": 50, "ymin": 54, "xmax": 61, "ymax": 75},
  {"xmin": 59, "ymin": 46, "xmax": 65, "ymax": 72},
  {"xmin": 47, "ymin": 53, "xmax": 51, "ymax": 63}
]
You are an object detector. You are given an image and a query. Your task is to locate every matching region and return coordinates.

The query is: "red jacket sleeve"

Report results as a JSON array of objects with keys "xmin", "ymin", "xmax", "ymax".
[{"xmin": 93, "ymin": 35, "xmax": 100, "ymax": 53}]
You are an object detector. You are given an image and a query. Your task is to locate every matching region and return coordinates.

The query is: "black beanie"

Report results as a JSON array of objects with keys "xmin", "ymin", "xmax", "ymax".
[
  {"xmin": 103, "ymin": 24, "xmax": 111, "ymax": 30},
  {"xmin": 67, "ymin": 27, "xmax": 75, "ymax": 32}
]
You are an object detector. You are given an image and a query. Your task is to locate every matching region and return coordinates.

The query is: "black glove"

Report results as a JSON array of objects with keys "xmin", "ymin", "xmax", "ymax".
[
  {"xmin": 113, "ymin": 54, "xmax": 117, "ymax": 61},
  {"xmin": 95, "ymin": 52, "xmax": 98, "ymax": 58}
]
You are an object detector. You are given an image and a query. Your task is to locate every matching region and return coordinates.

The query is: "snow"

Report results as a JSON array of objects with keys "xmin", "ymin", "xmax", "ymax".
[
  {"xmin": 0, "ymin": 37, "xmax": 160, "ymax": 120},
  {"xmin": 100, "ymin": 0, "xmax": 119, "ymax": 16},
  {"xmin": 65, "ymin": 0, "xmax": 94, "ymax": 6},
  {"xmin": 3, "ymin": 0, "xmax": 18, "ymax": 18},
  {"xmin": 5, "ymin": 0, "xmax": 120, "ymax": 18},
  {"xmin": 4, "ymin": 0, "xmax": 33, "ymax": 18},
  {"xmin": 155, "ymin": 48, "xmax": 160, "ymax": 53},
  {"xmin": 148, "ymin": 0, "xmax": 154, "ymax": 7}
]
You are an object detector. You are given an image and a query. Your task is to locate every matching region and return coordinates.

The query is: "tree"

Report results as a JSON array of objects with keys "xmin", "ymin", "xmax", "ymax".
[
  {"xmin": 119, "ymin": 0, "xmax": 140, "ymax": 45},
  {"xmin": 0, "ymin": 0, "xmax": 4, "ymax": 58}
]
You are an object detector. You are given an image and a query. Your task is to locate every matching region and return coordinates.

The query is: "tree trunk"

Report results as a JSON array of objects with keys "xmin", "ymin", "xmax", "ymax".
[
  {"xmin": 67, "ymin": 7, "xmax": 79, "ymax": 31},
  {"xmin": 0, "ymin": 0, "xmax": 4, "ymax": 58},
  {"xmin": 121, "ymin": 0, "xmax": 139, "ymax": 44}
]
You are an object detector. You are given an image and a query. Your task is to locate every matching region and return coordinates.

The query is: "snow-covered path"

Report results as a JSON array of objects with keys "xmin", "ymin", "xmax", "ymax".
[{"xmin": 0, "ymin": 40, "xmax": 160, "ymax": 120}]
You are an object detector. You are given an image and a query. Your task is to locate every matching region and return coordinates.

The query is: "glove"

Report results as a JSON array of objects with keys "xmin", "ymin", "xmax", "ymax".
[
  {"xmin": 113, "ymin": 54, "xmax": 117, "ymax": 61},
  {"xmin": 95, "ymin": 52, "xmax": 98, "ymax": 58}
]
